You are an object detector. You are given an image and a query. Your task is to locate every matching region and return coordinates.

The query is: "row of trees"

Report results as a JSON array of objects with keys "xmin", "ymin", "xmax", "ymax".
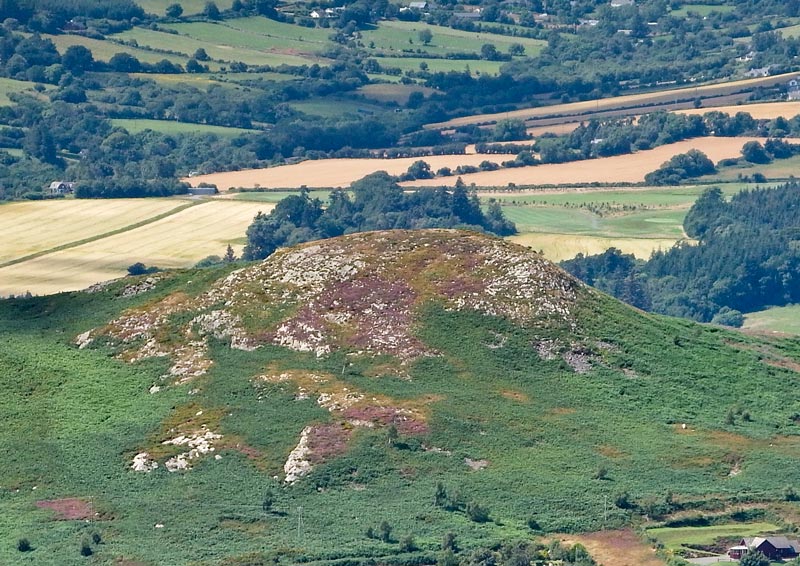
[{"xmin": 243, "ymin": 173, "xmax": 515, "ymax": 260}]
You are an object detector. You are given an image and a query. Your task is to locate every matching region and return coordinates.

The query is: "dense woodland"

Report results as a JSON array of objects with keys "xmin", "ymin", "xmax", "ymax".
[
  {"xmin": 243, "ymin": 172, "xmax": 516, "ymax": 259},
  {"xmin": 562, "ymin": 182, "xmax": 800, "ymax": 324}
]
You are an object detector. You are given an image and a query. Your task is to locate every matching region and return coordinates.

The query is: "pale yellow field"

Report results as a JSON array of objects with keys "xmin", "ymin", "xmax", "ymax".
[
  {"xmin": 185, "ymin": 154, "xmax": 507, "ymax": 190},
  {"xmin": 0, "ymin": 199, "xmax": 186, "ymax": 264},
  {"xmin": 509, "ymin": 233, "xmax": 679, "ymax": 261},
  {"xmin": 678, "ymin": 100, "xmax": 800, "ymax": 119},
  {"xmin": 0, "ymin": 200, "xmax": 273, "ymax": 296},
  {"xmin": 426, "ymin": 72, "xmax": 798, "ymax": 129},
  {"xmin": 405, "ymin": 137, "xmax": 769, "ymax": 187}
]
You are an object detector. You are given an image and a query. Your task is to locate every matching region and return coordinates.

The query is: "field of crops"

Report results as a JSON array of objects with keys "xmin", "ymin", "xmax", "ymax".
[
  {"xmin": 0, "ymin": 199, "xmax": 187, "ymax": 265},
  {"xmin": 679, "ymin": 100, "xmax": 800, "ymax": 120},
  {"xmin": 0, "ymin": 199, "xmax": 273, "ymax": 297}
]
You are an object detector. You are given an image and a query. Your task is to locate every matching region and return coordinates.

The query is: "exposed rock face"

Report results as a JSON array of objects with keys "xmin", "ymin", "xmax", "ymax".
[{"xmin": 76, "ymin": 230, "xmax": 586, "ymax": 388}]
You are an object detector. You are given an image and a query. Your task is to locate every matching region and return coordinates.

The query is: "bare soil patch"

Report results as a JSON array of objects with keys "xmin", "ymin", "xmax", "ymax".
[{"xmin": 36, "ymin": 498, "xmax": 94, "ymax": 520}]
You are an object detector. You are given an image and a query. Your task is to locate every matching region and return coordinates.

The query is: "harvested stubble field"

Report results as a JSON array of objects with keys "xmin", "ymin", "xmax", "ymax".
[
  {"xmin": 188, "ymin": 138, "xmax": 763, "ymax": 190},
  {"xmin": 678, "ymin": 100, "xmax": 800, "ymax": 119},
  {"xmin": 509, "ymin": 233, "xmax": 679, "ymax": 261},
  {"xmin": 0, "ymin": 200, "xmax": 273, "ymax": 296},
  {"xmin": 425, "ymin": 72, "xmax": 798, "ymax": 129},
  {"xmin": 0, "ymin": 198, "xmax": 186, "ymax": 265},
  {"xmin": 185, "ymin": 153, "xmax": 505, "ymax": 190},
  {"xmin": 406, "ymin": 137, "xmax": 769, "ymax": 187}
]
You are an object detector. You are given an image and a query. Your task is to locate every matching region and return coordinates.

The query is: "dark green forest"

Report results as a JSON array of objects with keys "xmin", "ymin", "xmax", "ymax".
[{"xmin": 562, "ymin": 182, "xmax": 800, "ymax": 324}]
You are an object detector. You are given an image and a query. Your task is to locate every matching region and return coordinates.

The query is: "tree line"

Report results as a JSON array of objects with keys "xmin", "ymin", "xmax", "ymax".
[
  {"xmin": 243, "ymin": 172, "xmax": 516, "ymax": 260},
  {"xmin": 562, "ymin": 182, "xmax": 800, "ymax": 324}
]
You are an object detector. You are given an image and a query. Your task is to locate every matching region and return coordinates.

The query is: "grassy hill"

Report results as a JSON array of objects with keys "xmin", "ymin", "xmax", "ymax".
[{"xmin": 2, "ymin": 229, "xmax": 800, "ymax": 565}]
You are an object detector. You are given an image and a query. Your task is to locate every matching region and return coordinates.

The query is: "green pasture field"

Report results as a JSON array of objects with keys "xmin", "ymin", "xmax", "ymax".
[
  {"xmin": 357, "ymin": 83, "xmax": 438, "ymax": 104},
  {"xmin": 111, "ymin": 118, "xmax": 258, "ymax": 136},
  {"xmin": 376, "ymin": 55, "xmax": 504, "ymax": 75},
  {"xmin": 500, "ymin": 204, "xmax": 688, "ymax": 239},
  {"xmin": 708, "ymin": 154, "xmax": 800, "ymax": 182},
  {"xmin": 113, "ymin": 27, "xmax": 315, "ymax": 67},
  {"xmin": 777, "ymin": 23, "xmax": 800, "ymax": 38},
  {"xmin": 288, "ymin": 97, "xmax": 386, "ymax": 118},
  {"xmin": 232, "ymin": 190, "xmax": 334, "ymax": 202},
  {"xmin": 135, "ymin": 0, "xmax": 235, "ymax": 16},
  {"xmin": 221, "ymin": 15, "xmax": 333, "ymax": 45},
  {"xmin": 743, "ymin": 304, "xmax": 800, "ymax": 335},
  {"xmin": 360, "ymin": 20, "xmax": 545, "ymax": 58},
  {"xmin": 647, "ymin": 522, "xmax": 781, "ymax": 552},
  {"xmin": 0, "ymin": 77, "xmax": 48, "ymax": 105},
  {"xmin": 670, "ymin": 3, "xmax": 735, "ymax": 16},
  {"xmin": 130, "ymin": 71, "xmax": 297, "ymax": 88},
  {"xmin": 162, "ymin": 20, "xmax": 330, "ymax": 54},
  {"xmin": 45, "ymin": 34, "xmax": 202, "ymax": 67}
]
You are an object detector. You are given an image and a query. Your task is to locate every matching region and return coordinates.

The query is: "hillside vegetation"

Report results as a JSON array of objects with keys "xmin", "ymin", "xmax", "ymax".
[{"xmin": 3, "ymin": 229, "xmax": 800, "ymax": 565}]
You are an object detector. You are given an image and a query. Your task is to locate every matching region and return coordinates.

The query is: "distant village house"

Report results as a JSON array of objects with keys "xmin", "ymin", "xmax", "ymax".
[{"xmin": 47, "ymin": 181, "xmax": 74, "ymax": 195}]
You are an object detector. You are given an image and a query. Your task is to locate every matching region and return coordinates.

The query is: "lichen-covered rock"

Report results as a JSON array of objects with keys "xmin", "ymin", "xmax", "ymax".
[{"xmin": 77, "ymin": 230, "xmax": 589, "ymax": 389}]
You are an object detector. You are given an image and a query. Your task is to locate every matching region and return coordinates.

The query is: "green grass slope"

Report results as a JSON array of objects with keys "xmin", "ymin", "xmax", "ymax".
[{"xmin": 2, "ymin": 229, "xmax": 800, "ymax": 565}]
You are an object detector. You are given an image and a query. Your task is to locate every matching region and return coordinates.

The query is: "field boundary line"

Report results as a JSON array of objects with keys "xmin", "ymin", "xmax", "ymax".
[{"xmin": 0, "ymin": 200, "xmax": 202, "ymax": 269}]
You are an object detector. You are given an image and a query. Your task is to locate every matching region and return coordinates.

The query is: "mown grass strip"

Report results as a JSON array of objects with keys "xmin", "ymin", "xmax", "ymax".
[{"xmin": 0, "ymin": 200, "xmax": 201, "ymax": 269}]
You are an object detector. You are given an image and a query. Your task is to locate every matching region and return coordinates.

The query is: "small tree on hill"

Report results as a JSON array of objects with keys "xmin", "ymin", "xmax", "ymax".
[
  {"xmin": 204, "ymin": 1, "xmax": 221, "ymax": 19},
  {"xmin": 434, "ymin": 482, "xmax": 447, "ymax": 507},
  {"xmin": 17, "ymin": 538, "xmax": 32, "ymax": 552},
  {"xmin": 378, "ymin": 520, "xmax": 393, "ymax": 543},
  {"xmin": 418, "ymin": 29, "xmax": 433, "ymax": 45},
  {"xmin": 223, "ymin": 244, "xmax": 237, "ymax": 263}
]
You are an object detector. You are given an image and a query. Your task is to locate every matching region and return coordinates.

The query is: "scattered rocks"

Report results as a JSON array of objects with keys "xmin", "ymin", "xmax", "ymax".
[
  {"xmin": 131, "ymin": 452, "xmax": 158, "ymax": 472},
  {"xmin": 121, "ymin": 276, "xmax": 163, "ymax": 298},
  {"xmin": 465, "ymin": 458, "xmax": 489, "ymax": 471}
]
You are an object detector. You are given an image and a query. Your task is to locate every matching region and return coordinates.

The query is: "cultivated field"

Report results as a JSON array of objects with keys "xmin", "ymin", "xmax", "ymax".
[
  {"xmin": 407, "ymin": 137, "xmax": 767, "ymax": 187},
  {"xmin": 0, "ymin": 200, "xmax": 273, "ymax": 296},
  {"xmin": 0, "ymin": 199, "xmax": 186, "ymax": 265},
  {"xmin": 509, "ymin": 233, "xmax": 679, "ymax": 261},
  {"xmin": 187, "ymin": 138, "xmax": 763, "ymax": 190},
  {"xmin": 678, "ymin": 100, "xmax": 800, "ymax": 119},
  {"xmin": 185, "ymin": 153, "xmax": 510, "ymax": 189},
  {"xmin": 425, "ymin": 72, "xmax": 800, "ymax": 129},
  {"xmin": 743, "ymin": 304, "xmax": 800, "ymax": 335},
  {"xmin": 111, "ymin": 118, "xmax": 257, "ymax": 136}
]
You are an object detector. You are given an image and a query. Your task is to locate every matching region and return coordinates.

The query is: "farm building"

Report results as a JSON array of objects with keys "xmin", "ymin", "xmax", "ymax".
[
  {"xmin": 47, "ymin": 181, "xmax": 74, "ymax": 195},
  {"xmin": 788, "ymin": 78, "xmax": 800, "ymax": 101},
  {"xmin": 728, "ymin": 536, "xmax": 800, "ymax": 560},
  {"xmin": 188, "ymin": 186, "xmax": 217, "ymax": 196}
]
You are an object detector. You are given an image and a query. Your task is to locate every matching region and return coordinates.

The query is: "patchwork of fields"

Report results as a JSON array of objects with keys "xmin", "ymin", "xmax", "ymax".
[{"xmin": 0, "ymin": 199, "xmax": 273, "ymax": 296}]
